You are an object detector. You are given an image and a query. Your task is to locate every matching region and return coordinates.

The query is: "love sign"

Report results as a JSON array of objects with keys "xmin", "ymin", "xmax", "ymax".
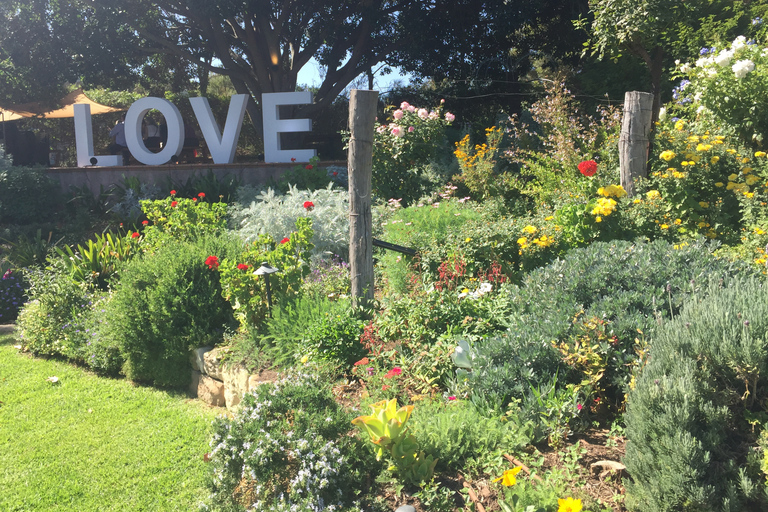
[{"xmin": 74, "ymin": 91, "xmax": 317, "ymax": 167}]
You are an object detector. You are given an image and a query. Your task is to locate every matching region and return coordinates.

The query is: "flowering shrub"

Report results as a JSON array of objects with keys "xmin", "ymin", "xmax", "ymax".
[
  {"xmin": 367, "ymin": 100, "xmax": 455, "ymax": 205},
  {"xmin": 206, "ymin": 371, "xmax": 378, "ymax": 511},
  {"xmin": 139, "ymin": 191, "xmax": 228, "ymax": 251},
  {"xmin": 676, "ymin": 35, "xmax": 768, "ymax": 146},
  {"xmin": 453, "ymin": 126, "xmax": 508, "ymax": 199},
  {"xmin": 218, "ymin": 217, "xmax": 314, "ymax": 332}
]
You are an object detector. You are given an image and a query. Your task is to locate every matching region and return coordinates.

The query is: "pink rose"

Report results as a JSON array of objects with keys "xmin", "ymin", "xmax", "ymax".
[
  {"xmin": 400, "ymin": 101, "xmax": 410, "ymax": 110},
  {"xmin": 445, "ymin": 112, "xmax": 455, "ymax": 122},
  {"xmin": 408, "ymin": 126, "xmax": 415, "ymax": 133},
  {"xmin": 393, "ymin": 109, "xmax": 404, "ymax": 120},
  {"xmin": 429, "ymin": 111, "xmax": 439, "ymax": 120},
  {"xmin": 407, "ymin": 104, "xmax": 416, "ymax": 113},
  {"xmin": 417, "ymin": 108, "xmax": 429, "ymax": 119},
  {"xmin": 391, "ymin": 125, "xmax": 404, "ymax": 137}
]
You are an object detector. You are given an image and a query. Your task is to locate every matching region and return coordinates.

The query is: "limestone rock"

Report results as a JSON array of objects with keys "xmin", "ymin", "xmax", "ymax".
[
  {"xmin": 190, "ymin": 346, "xmax": 214, "ymax": 373},
  {"xmin": 189, "ymin": 370, "xmax": 202, "ymax": 398},
  {"xmin": 590, "ymin": 460, "xmax": 627, "ymax": 479},
  {"xmin": 222, "ymin": 364, "xmax": 250, "ymax": 398},
  {"xmin": 197, "ymin": 375, "xmax": 225, "ymax": 407},
  {"xmin": 225, "ymin": 387, "xmax": 241, "ymax": 410},
  {"xmin": 203, "ymin": 347, "xmax": 226, "ymax": 381}
]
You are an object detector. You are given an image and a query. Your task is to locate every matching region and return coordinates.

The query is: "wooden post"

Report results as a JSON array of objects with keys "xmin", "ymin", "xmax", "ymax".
[
  {"xmin": 348, "ymin": 89, "xmax": 378, "ymax": 308},
  {"xmin": 619, "ymin": 91, "xmax": 654, "ymax": 197}
]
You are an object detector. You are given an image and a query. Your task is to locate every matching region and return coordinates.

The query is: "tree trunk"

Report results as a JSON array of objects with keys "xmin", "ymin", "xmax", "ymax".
[{"xmin": 348, "ymin": 89, "xmax": 379, "ymax": 309}]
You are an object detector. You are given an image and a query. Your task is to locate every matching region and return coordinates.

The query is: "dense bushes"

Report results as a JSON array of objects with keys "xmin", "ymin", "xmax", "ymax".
[
  {"xmin": 624, "ymin": 277, "xmax": 768, "ymax": 511},
  {"xmin": 98, "ymin": 236, "xmax": 239, "ymax": 387},
  {"xmin": 465, "ymin": 238, "xmax": 761, "ymax": 412},
  {"xmin": 0, "ymin": 155, "xmax": 63, "ymax": 225}
]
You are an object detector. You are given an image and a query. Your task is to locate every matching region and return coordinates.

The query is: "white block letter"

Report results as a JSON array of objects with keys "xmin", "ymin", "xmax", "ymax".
[
  {"xmin": 190, "ymin": 94, "xmax": 248, "ymax": 164},
  {"xmin": 262, "ymin": 91, "xmax": 316, "ymax": 163},
  {"xmin": 74, "ymin": 104, "xmax": 122, "ymax": 167},
  {"xmin": 125, "ymin": 97, "xmax": 185, "ymax": 165}
]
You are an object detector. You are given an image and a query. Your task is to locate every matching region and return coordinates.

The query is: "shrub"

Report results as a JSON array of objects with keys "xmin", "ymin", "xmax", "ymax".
[
  {"xmin": 624, "ymin": 277, "xmax": 768, "ymax": 511},
  {"xmin": 0, "ymin": 160, "xmax": 63, "ymax": 225},
  {"xmin": 466, "ymin": 238, "xmax": 761, "ymax": 412},
  {"xmin": 302, "ymin": 299, "xmax": 366, "ymax": 369},
  {"xmin": 0, "ymin": 267, "xmax": 25, "ymax": 323},
  {"xmin": 139, "ymin": 192, "xmax": 229, "ymax": 251},
  {"xmin": 206, "ymin": 371, "xmax": 379, "ymax": 511},
  {"xmin": 98, "ymin": 236, "xmax": 238, "ymax": 387}
]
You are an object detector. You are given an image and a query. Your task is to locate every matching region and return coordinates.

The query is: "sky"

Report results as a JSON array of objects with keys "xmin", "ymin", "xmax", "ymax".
[{"xmin": 296, "ymin": 58, "xmax": 414, "ymax": 95}]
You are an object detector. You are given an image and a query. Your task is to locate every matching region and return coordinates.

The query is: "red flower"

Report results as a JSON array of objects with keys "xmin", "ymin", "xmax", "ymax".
[
  {"xmin": 332, "ymin": 171, "xmax": 338, "ymax": 177},
  {"xmin": 384, "ymin": 367, "xmax": 402, "ymax": 379},
  {"xmin": 353, "ymin": 357, "xmax": 370, "ymax": 366},
  {"xmin": 305, "ymin": 164, "xmax": 313, "ymax": 170},
  {"xmin": 198, "ymin": 192, "xmax": 206, "ymax": 198},
  {"xmin": 193, "ymin": 198, "xmax": 197, "ymax": 202},
  {"xmin": 291, "ymin": 157, "xmax": 296, "ymax": 162},
  {"xmin": 131, "ymin": 232, "xmax": 140, "ymax": 239},
  {"xmin": 205, "ymin": 255, "xmax": 220, "ymax": 269},
  {"xmin": 171, "ymin": 201, "xmax": 178, "ymax": 207},
  {"xmin": 142, "ymin": 220, "xmax": 149, "ymax": 226},
  {"xmin": 170, "ymin": 190, "xmax": 176, "ymax": 196},
  {"xmin": 448, "ymin": 396, "xmax": 457, "ymax": 401},
  {"xmin": 303, "ymin": 201, "xmax": 315, "ymax": 211},
  {"xmin": 237, "ymin": 263, "xmax": 250, "ymax": 271},
  {"xmin": 381, "ymin": 385, "xmax": 390, "ymax": 391},
  {"xmin": 280, "ymin": 237, "xmax": 290, "ymax": 244},
  {"xmin": 578, "ymin": 160, "xmax": 598, "ymax": 177}
]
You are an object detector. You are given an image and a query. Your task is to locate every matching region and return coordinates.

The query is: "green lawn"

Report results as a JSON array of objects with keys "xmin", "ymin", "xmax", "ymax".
[{"xmin": 0, "ymin": 327, "xmax": 219, "ymax": 511}]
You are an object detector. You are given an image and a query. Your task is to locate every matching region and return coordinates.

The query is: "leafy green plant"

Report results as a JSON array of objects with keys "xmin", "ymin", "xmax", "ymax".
[
  {"xmin": 139, "ymin": 192, "xmax": 229, "ymax": 250},
  {"xmin": 98, "ymin": 236, "xmax": 238, "ymax": 387},
  {"xmin": 352, "ymin": 398, "xmax": 438, "ymax": 486},
  {"xmin": 302, "ymin": 299, "xmax": 366, "ymax": 369},
  {"xmin": 0, "ymin": 267, "xmax": 25, "ymax": 323},
  {"xmin": 0, "ymin": 162, "xmax": 63, "ymax": 225},
  {"xmin": 51, "ymin": 231, "xmax": 134, "ymax": 289}
]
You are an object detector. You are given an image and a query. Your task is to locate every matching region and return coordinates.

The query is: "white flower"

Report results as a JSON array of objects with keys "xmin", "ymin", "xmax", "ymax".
[
  {"xmin": 658, "ymin": 107, "xmax": 667, "ymax": 121},
  {"xmin": 715, "ymin": 49, "xmax": 734, "ymax": 67},
  {"xmin": 697, "ymin": 105, "xmax": 706, "ymax": 114},
  {"xmin": 732, "ymin": 59, "xmax": 755, "ymax": 79},
  {"xmin": 732, "ymin": 35, "xmax": 747, "ymax": 50},
  {"xmin": 680, "ymin": 62, "xmax": 692, "ymax": 73}
]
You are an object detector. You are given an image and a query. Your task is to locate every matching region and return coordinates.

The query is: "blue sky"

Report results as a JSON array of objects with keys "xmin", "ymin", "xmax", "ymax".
[{"xmin": 296, "ymin": 58, "xmax": 413, "ymax": 94}]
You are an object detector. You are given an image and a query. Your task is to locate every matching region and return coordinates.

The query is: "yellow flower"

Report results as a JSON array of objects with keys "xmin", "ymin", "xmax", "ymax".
[
  {"xmin": 745, "ymin": 192, "xmax": 755, "ymax": 198},
  {"xmin": 522, "ymin": 225, "xmax": 537, "ymax": 235},
  {"xmin": 465, "ymin": 237, "xmax": 472, "ymax": 243},
  {"xmin": 755, "ymin": 228, "xmax": 766, "ymax": 235},
  {"xmin": 728, "ymin": 174, "xmax": 738, "ymax": 182},
  {"xmin": 699, "ymin": 201, "xmax": 709, "ymax": 208},
  {"xmin": 660, "ymin": 224, "xmax": 669, "ymax": 230},
  {"xmin": 633, "ymin": 198, "xmax": 641, "ymax": 204},
  {"xmin": 517, "ymin": 237, "xmax": 528, "ymax": 247},
  {"xmin": 697, "ymin": 221, "xmax": 707, "ymax": 228},
  {"xmin": 755, "ymin": 151, "xmax": 767, "ymax": 157},
  {"xmin": 300, "ymin": 355, "xmax": 309, "ymax": 364},
  {"xmin": 746, "ymin": 175, "xmax": 760, "ymax": 186},
  {"xmin": 742, "ymin": 167, "xmax": 753, "ymax": 174},
  {"xmin": 674, "ymin": 218, "xmax": 682, "ymax": 225},
  {"xmin": 710, "ymin": 156, "xmax": 720, "ymax": 164},
  {"xmin": 659, "ymin": 150, "xmax": 676, "ymax": 161},
  {"xmin": 742, "ymin": 157, "xmax": 750, "ymax": 164},
  {"xmin": 544, "ymin": 216, "xmax": 554, "ymax": 221},
  {"xmin": 646, "ymin": 190, "xmax": 661, "ymax": 200},
  {"xmin": 672, "ymin": 171, "xmax": 686, "ymax": 179},
  {"xmin": 595, "ymin": 216, "xmax": 602, "ymax": 223},
  {"xmin": 680, "ymin": 161, "xmax": 689, "ymax": 167},
  {"xmin": 696, "ymin": 143, "xmax": 712, "ymax": 152},
  {"xmin": 675, "ymin": 120, "xmax": 685, "ymax": 131},
  {"xmin": 557, "ymin": 497, "xmax": 583, "ymax": 512},
  {"xmin": 494, "ymin": 466, "xmax": 523, "ymax": 487},
  {"xmin": 687, "ymin": 135, "xmax": 700, "ymax": 143}
]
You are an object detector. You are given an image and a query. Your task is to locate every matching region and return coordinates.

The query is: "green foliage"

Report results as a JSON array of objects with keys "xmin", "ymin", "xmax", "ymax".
[
  {"xmin": 271, "ymin": 156, "xmax": 339, "ymax": 193},
  {"xmin": 466, "ymin": 238, "xmax": 760, "ymax": 413},
  {"xmin": 50, "ymin": 231, "xmax": 134, "ymax": 289},
  {"xmin": 366, "ymin": 101, "xmax": 455, "ymax": 205},
  {"xmin": 624, "ymin": 277, "xmax": 768, "ymax": 511},
  {"xmin": 206, "ymin": 371, "xmax": 379, "ymax": 511},
  {"xmin": 98, "ymin": 236, "xmax": 238, "ymax": 387},
  {"xmin": 0, "ymin": 163, "xmax": 63, "ymax": 225},
  {"xmin": 303, "ymin": 299, "xmax": 366, "ymax": 369},
  {"xmin": 165, "ymin": 169, "xmax": 241, "ymax": 204},
  {"xmin": 0, "ymin": 267, "xmax": 25, "ymax": 323},
  {"xmin": 140, "ymin": 193, "xmax": 229, "ymax": 250},
  {"xmin": 218, "ymin": 217, "xmax": 313, "ymax": 332},
  {"xmin": 409, "ymin": 399, "xmax": 531, "ymax": 473}
]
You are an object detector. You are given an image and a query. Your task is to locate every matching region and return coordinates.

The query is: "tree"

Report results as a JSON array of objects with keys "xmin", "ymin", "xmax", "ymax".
[{"xmin": 580, "ymin": 0, "xmax": 762, "ymax": 122}]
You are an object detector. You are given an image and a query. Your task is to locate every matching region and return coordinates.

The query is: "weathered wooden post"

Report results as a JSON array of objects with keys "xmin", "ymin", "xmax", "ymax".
[
  {"xmin": 348, "ymin": 89, "xmax": 378, "ymax": 308},
  {"xmin": 619, "ymin": 91, "xmax": 654, "ymax": 197}
]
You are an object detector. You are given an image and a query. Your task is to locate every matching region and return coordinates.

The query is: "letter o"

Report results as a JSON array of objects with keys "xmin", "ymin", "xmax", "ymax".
[{"xmin": 124, "ymin": 97, "xmax": 185, "ymax": 165}]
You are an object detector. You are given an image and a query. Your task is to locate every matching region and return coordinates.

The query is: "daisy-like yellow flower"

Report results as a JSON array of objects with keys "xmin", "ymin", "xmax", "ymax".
[
  {"xmin": 659, "ymin": 150, "xmax": 676, "ymax": 161},
  {"xmin": 660, "ymin": 224, "xmax": 669, "ymax": 230},
  {"xmin": 595, "ymin": 216, "xmax": 602, "ymax": 223},
  {"xmin": 711, "ymin": 156, "xmax": 720, "ymax": 164},
  {"xmin": 646, "ymin": 190, "xmax": 661, "ymax": 200},
  {"xmin": 697, "ymin": 221, "xmax": 707, "ymax": 228},
  {"xmin": 746, "ymin": 175, "xmax": 760, "ymax": 186},
  {"xmin": 755, "ymin": 151, "xmax": 767, "ymax": 157},
  {"xmin": 545, "ymin": 216, "xmax": 554, "ymax": 221},
  {"xmin": 522, "ymin": 225, "xmax": 537, "ymax": 235},
  {"xmin": 517, "ymin": 237, "xmax": 529, "ymax": 248},
  {"xmin": 557, "ymin": 497, "xmax": 583, "ymax": 512},
  {"xmin": 715, "ymin": 182, "xmax": 724, "ymax": 187},
  {"xmin": 493, "ymin": 466, "xmax": 523, "ymax": 487},
  {"xmin": 755, "ymin": 228, "xmax": 766, "ymax": 235},
  {"xmin": 742, "ymin": 167, "xmax": 753, "ymax": 174},
  {"xmin": 728, "ymin": 173, "xmax": 738, "ymax": 181},
  {"xmin": 696, "ymin": 143, "xmax": 712, "ymax": 152},
  {"xmin": 674, "ymin": 218, "xmax": 682, "ymax": 225},
  {"xmin": 726, "ymin": 148, "xmax": 737, "ymax": 154},
  {"xmin": 675, "ymin": 120, "xmax": 685, "ymax": 131}
]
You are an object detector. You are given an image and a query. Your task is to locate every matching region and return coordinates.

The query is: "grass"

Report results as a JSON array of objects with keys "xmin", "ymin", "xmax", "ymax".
[{"xmin": 0, "ymin": 327, "xmax": 219, "ymax": 511}]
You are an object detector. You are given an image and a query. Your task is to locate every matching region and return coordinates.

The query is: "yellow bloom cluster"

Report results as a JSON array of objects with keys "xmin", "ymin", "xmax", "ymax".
[
  {"xmin": 592, "ymin": 197, "xmax": 617, "ymax": 217},
  {"xmin": 659, "ymin": 150, "xmax": 676, "ymax": 161},
  {"xmin": 522, "ymin": 225, "xmax": 537, "ymax": 235},
  {"xmin": 597, "ymin": 184, "xmax": 627, "ymax": 198},
  {"xmin": 646, "ymin": 190, "xmax": 661, "ymax": 200},
  {"xmin": 532, "ymin": 234, "xmax": 555, "ymax": 247}
]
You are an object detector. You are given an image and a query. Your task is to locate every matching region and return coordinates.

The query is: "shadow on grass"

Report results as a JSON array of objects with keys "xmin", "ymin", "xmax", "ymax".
[{"xmin": 0, "ymin": 324, "xmax": 16, "ymax": 345}]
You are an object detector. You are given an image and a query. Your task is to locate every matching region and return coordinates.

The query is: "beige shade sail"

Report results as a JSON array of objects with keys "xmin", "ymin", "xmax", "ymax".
[{"xmin": 0, "ymin": 88, "xmax": 124, "ymax": 120}]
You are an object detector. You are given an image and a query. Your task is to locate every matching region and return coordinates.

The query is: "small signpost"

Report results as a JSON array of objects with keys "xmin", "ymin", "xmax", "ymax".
[{"xmin": 347, "ymin": 89, "xmax": 378, "ymax": 308}]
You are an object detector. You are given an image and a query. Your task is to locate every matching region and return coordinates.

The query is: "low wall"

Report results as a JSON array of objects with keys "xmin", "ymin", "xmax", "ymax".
[{"xmin": 46, "ymin": 160, "xmax": 346, "ymax": 196}]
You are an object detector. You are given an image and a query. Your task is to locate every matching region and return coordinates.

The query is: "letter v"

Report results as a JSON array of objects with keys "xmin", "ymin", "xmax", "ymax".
[{"xmin": 189, "ymin": 94, "xmax": 248, "ymax": 164}]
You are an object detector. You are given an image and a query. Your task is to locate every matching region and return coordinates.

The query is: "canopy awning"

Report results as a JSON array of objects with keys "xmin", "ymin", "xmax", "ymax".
[{"xmin": 0, "ymin": 88, "xmax": 124, "ymax": 121}]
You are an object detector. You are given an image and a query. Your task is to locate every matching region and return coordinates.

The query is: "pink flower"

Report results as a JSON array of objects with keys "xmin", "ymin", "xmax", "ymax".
[
  {"xmin": 440, "ymin": 99, "xmax": 445, "ymax": 104},
  {"xmin": 400, "ymin": 101, "xmax": 411, "ymax": 110},
  {"xmin": 367, "ymin": 367, "xmax": 375, "ymax": 376},
  {"xmin": 408, "ymin": 126, "xmax": 415, "ymax": 133},
  {"xmin": 445, "ymin": 112, "xmax": 455, "ymax": 122},
  {"xmin": 384, "ymin": 367, "xmax": 402, "ymax": 379},
  {"xmin": 393, "ymin": 109, "xmax": 404, "ymax": 120},
  {"xmin": 391, "ymin": 125, "xmax": 404, "ymax": 137},
  {"xmin": 417, "ymin": 108, "xmax": 429, "ymax": 119},
  {"xmin": 448, "ymin": 395, "xmax": 457, "ymax": 401},
  {"xmin": 406, "ymin": 104, "xmax": 416, "ymax": 113},
  {"xmin": 577, "ymin": 403, "xmax": 583, "ymax": 411}
]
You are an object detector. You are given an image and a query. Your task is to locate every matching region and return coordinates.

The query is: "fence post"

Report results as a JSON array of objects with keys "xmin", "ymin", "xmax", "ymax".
[
  {"xmin": 348, "ymin": 89, "xmax": 378, "ymax": 308},
  {"xmin": 619, "ymin": 91, "xmax": 654, "ymax": 196}
]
